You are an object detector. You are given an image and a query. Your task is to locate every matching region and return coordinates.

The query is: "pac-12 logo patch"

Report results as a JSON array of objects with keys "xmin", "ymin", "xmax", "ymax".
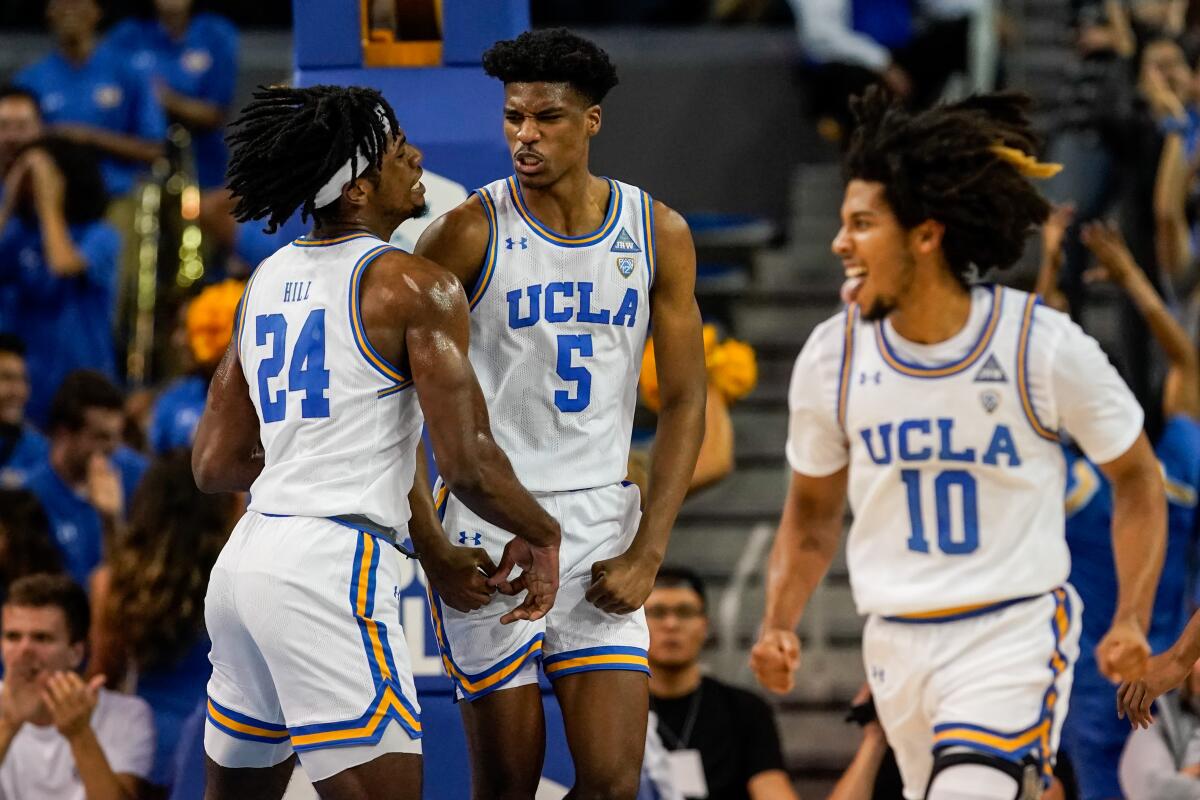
[
  {"xmin": 980, "ymin": 390, "xmax": 1000, "ymax": 414},
  {"xmin": 617, "ymin": 256, "xmax": 636, "ymax": 278}
]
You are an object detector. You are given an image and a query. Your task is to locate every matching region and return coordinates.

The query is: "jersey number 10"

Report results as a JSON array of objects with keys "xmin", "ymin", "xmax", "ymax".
[
  {"xmin": 255, "ymin": 310, "xmax": 331, "ymax": 422},
  {"xmin": 900, "ymin": 469, "xmax": 980, "ymax": 555}
]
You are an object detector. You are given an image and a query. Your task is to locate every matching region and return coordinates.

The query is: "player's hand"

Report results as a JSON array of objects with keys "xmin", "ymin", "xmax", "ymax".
[
  {"xmin": 1041, "ymin": 204, "xmax": 1075, "ymax": 259},
  {"xmin": 86, "ymin": 453, "xmax": 123, "ymax": 521},
  {"xmin": 750, "ymin": 627, "xmax": 801, "ymax": 695},
  {"xmin": 487, "ymin": 537, "xmax": 560, "ymax": 624},
  {"xmin": 585, "ymin": 551, "xmax": 657, "ymax": 615},
  {"xmin": 1097, "ymin": 618, "xmax": 1151, "ymax": 684},
  {"xmin": 42, "ymin": 671, "xmax": 104, "ymax": 741},
  {"xmin": 420, "ymin": 541, "xmax": 495, "ymax": 613},
  {"xmin": 1117, "ymin": 651, "xmax": 1191, "ymax": 729},
  {"xmin": 1081, "ymin": 220, "xmax": 1138, "ymax": 287}
]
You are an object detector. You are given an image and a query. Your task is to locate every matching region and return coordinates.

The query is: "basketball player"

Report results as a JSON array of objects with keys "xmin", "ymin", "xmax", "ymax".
[
  {"xmin": 415, "ymin": 29, "xmax": 707, "ymax": 799},
  {"xmin": 750, "ymin": 88, "xmax": 1166, "ymax": 800},
  {"xmin": 191, "ymin": 85, "xmax": 562, "ymax": 800}
]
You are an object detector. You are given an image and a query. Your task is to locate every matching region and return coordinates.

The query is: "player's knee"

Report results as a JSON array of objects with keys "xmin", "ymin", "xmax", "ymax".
[
  {"xmin": 570, "ymin": 768, "xmax": 641, "ymax": 800},
  {"xmin": 925, "ymin": 751, "xmax": 1037, "ymax": 800}
]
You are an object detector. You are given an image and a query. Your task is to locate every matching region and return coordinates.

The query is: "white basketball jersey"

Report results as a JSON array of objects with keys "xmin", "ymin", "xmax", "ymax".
[
  {"xmin": 465, "ymin": 176, "xmax": 654, "ymax": 492},
  {"xmin": 236, "ymin": 232, "xmax": 423, "ymax": 529},
  {"xmin": 838, "ymin": 285, "xmax": 1069, "ymax": 616}
]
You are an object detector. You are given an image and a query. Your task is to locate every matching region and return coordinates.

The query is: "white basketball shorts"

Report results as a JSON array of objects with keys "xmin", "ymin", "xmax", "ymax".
[
  {"xmin": 204, "ymin": 512, "xmax": 422, "ymax": 782},
  {"xmin": 862, "ymin": 585, "xmax": 1082, "ymax": 799},
  {"xmin": 429, "ymin": 480, "xmax": 650, "ymax": 701}
]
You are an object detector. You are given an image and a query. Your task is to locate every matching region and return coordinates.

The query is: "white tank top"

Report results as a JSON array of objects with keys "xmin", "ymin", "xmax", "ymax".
[
  {"xmin": 464, "ymin": 176, "xmax": 654, "ymax": 492},
  {"xmin": 236, "ymin": 232, "xmax": 423, "ymax": 529},
  {"xmin": 838, "ymin": 285, "xmax": 1070, "ymax": 616}
]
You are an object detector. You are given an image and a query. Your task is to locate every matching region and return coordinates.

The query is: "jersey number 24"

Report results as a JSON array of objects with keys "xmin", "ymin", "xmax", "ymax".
[{"xmin": 255, "ymin": 310, "xmax": 331, "ymax": 422}]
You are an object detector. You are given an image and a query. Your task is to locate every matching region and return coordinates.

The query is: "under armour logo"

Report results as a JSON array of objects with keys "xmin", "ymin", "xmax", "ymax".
[
  {"xmin": 505, "ymin": 237, "xmax": 528, "ymax": 250},
  {"xmin": 458, "ymin": 531, "xmax": 483, "ymax": 546},
  {"xmin": 858, "ymin": 371, "xmax": 881, "ymax": 385}
]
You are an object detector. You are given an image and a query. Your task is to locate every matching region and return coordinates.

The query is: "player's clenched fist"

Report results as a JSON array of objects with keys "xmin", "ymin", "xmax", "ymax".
[
  {"xmin": 750, "ymin": 628, "xmax": 801, "ymax": 695},
  {"xmin": 1096, "ymin": 619, "xmax": 1151, "ymax": 684}
]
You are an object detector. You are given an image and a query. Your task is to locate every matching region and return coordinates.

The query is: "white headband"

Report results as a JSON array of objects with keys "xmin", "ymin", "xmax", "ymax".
[
  {"xmin": 311, "ymin": 106, "xmax": 393, "ymax": 210},
  {"xmin": 312, "ymin": 149, "xmax": 368, "ymax": 209}
]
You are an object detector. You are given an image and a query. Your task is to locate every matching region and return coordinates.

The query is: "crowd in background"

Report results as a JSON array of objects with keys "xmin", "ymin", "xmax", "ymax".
[{"xmin": 7, "ymin": 0, "xmax": 1200, "ymax": 797}]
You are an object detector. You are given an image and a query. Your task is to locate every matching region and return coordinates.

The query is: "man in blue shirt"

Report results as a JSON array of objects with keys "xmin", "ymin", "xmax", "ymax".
[
  {"xmin": 21, "ymin": 371, "xmax": 128, "ymax": 587},
  {"xmin": 14, "ymin": 0, "xmax": 166, "ymax": 198},
  {"xmin": 0, "ymin": 87, "xmax": 43, "ymax": 182},
  {"xmin": 1049, "ymin": 221, "xmax": 1200, "ymax": 800},
  {"xmin": 0, "ymin": 136, "xmax": 120, "ymax": 426},
  {"xmin": 0, "ymin": 335, "xmax": 48, "ymax": 489},
  {"xmin": 106, "ymin": 0, "xmax": 237, "ymax": 193}
]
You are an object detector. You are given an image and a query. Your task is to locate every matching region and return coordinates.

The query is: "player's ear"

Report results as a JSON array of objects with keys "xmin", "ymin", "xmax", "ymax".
[
  {"xmin": 586, "ymin": 104, "xmax": 602, "ymax": 138},
  {"xmin": 911, "ymin": 219, "xmax": 945, "ymax": 256},
  {"xmin": 343, "ymin": 175, "xmax": 372, "ymax": 209}
]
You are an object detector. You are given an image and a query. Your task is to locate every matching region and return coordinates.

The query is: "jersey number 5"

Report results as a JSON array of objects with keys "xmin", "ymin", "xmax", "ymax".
[
  {"xmin": 255, "ymin": 310, "xmax": 331, "ymax": 423},
  {"xmin": 900, "ymin": 469, "xmax": 979, "ymax": 555},
  {"xmin": 555, "ymin": 334, "xmax": 593, "ymax": 412}
]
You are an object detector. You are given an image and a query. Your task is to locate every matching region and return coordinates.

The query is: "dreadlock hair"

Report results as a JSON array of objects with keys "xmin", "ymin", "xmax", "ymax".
[
  {"xmin": 224, "ymin": 84, "xmax": 399, "ymax": 233},
  {"xmin": 843, "ymin": 86, "xmax": 1052, "ymax": 285},
  {"xmin": 483, "ymin": 28, "xmax": 619, "ymax": 105}
]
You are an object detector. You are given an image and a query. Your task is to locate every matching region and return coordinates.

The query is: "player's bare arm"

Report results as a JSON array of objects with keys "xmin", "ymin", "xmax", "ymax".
[
  {"xmin": 413, "ymin": 193, "xmax": 490, "ymax": 292},
  {"xmin": 1095, "ymin": 433, "xmax": 1166, "ymax": 684},
  {"xmin": 585, "ymin": 201, "xmax": 707, "ymax": 615},
  {"xmin": 1080, "ymin": 221, "xmax": 1200, "ymax": 419},
  {"xmin": 363, "ymin": 250, "xmax": 562, "ymax": 622},
  {"xmin": 752, "ymin": 468, "xmax": 848, "ymax": 694},
  {"xmin": 192, "ymin": 341, "xmax": 264, "ymax": 493},
  {"xmin": 407, "ymin": 441, "xmax": 496, "ymax": 613},
  {"xmin": 1119, "ymin": 604, "xmax": 1200, "ymax": 728}
]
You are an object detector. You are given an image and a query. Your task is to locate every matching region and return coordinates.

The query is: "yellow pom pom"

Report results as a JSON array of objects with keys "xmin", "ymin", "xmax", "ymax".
[
  {"xmin": 639, "ymin": 337, "xmax": 661, "ymax": 412},
  {"xmin": 989, "ymin": 143, "xmax": 1063, "ymax": 180},
  {"xmin": 702, "ymin": 324, "xmax": 719, "ymax": 358},
  {"xmin": 187, "ymin": 279, "xmax": 245, "ymax": 367},
  {"xmin": 709, "ymin": 338, "xmax": 758, "ymax": 403}
]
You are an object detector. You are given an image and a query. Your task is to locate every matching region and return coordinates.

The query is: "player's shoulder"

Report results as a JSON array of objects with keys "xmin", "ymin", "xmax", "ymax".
[
  {"xmin": 370, "ymin": 247, "xmax": 464, "ymax": 304},
  {"xmin": 417, "ymin": 192, "xmax": 489, "ymax": 248},
  {"xmin": 807, "ymin": 308, "xmax": 856, "ymax": 351}
]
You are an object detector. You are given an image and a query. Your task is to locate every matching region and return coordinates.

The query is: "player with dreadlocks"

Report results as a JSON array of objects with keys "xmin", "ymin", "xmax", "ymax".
[
  {"xmin": 415, "ymin": 29, "xmax": 707, "ymax": 799},
  {"xmin": 751, "ymin": 86, "xmax": 1166, "ymax": 800},
  {"xmin": 191, "ymin": 84, "xmax": 562, "ymax": 799}
]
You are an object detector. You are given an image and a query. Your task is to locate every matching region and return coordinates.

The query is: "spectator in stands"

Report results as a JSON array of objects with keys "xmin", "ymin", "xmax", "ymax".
[
  {"xmin": 89, "ymin": 450, "xmax": 233, "ymax": 791},
  {"xmin": 785, "ymin": 0, "xmax": 986, "ymax": 136},
  {"xmin": 0, "ymin": 137, "xmax": 119, "ymax": 426},
  {"xmin": 0, "ymin": 86, "xmax": 43, "ymax": 179},
  {"xmin": 0, "ymin": 335, "xmax": 47, "ymax": 487},
  {"xmin": 1118, "ymin": 655, "xmax": 1200, "ymax": 797},
  {"xmin": 828, "ymin": 686, "xmax": 904, "ymax": 800},
  {"xmin": 105, "ymin": 0, "xmax": 238, "ymax": 195},
  {"xmin": 0, "ymin": 490, "xmax": 62, "ymax": 608},
  {"xmin": 22, "ymin": 371, "xmax": 141, "ymax": 586},
  {"xmin": 0, "ymin": 573, "xmax": 155, "ymax": 798},
  {"xmin": 647, "ymin": 567, "xmax": 797, "ymax": 800},
  {"xmin": 1038, "ymin": 214, "xmax": 1200, "ymax": 800},
  {"xmin": 13, "ymin": 0, "xmax": 166, "ymax": 199},
  {"xmin": 148, "ymin": 279, "xmax": 242, "ymax": 453}
]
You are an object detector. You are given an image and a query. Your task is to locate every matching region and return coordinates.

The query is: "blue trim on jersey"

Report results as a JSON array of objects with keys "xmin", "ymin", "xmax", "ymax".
[
  {"xmin": 874, "ymin": 284, "xmax": 1003, "ymax": 379},
  {"xmin": 506, "ymin": 175, "xmax": 622, "ymax": 248},
  {"xmin": 347, "ymin": 243, "xmax": 412, "ymax": 391},
  {"xmin": 234, "ymin": 267, "xmax": 265, "ymax": 354},
  {"xmin": 433, "ymin": 479, "xmax": 449, "ymax": 522},
  {"xmin": 349, "ymin": 534, "xmax": 383, "ymax": 688},
  {"xmin": 883, "ymin": 593, "xmax": 1041, "ymax": 624},
  {"xmin": 468, "ymin": 188, "xmax": 499, "ymax": 311},
  {"xmin": 1017, "ymin": 294, "xmax": 1059, "ymax": 441},
  {"xmin": 205, "ymin": 697, "xmax": 290, "ymax": 744},
  {"xmin": 640, "ymin": 189, "xmax": 657, "ymax": 288},
  {"xmin": 836, "ymin": 305, "xmax": 858, "ymax": 431},
  {"xmin": 292, "ymin": 232, "xmax": 379, "ymax": 248},
  {"xmin": 289, "ymin": 680, "xmax": 421, "ymax": 751},
  {"xmin": 426, "ymin": 584, "xmax": 545, "ymax": 701},
  {"xmin": 542, "ymin": 645, "xmax": 650, "ymax": 680}
]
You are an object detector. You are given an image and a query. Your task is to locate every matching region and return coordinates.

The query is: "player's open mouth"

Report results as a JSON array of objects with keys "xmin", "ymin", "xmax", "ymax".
[
  {"xmin": 514, "ymin": 152, "xmax": 544, "ymax": 174},
  {"xmin": 841, "ymin": 265, "xmax": 866, "ymax": 305}
]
